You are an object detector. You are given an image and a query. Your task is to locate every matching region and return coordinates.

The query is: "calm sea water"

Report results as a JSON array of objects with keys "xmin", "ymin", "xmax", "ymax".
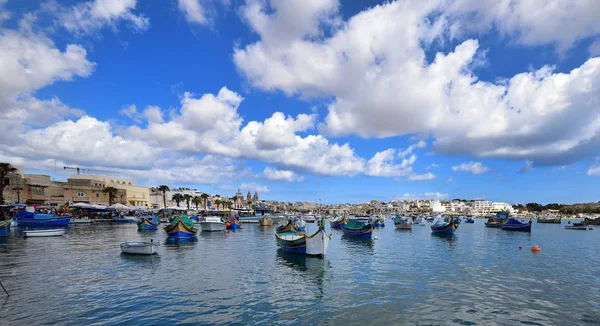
[{"xmin": 1, "ymin": 220, "xmax": 599, "ymax": 325}]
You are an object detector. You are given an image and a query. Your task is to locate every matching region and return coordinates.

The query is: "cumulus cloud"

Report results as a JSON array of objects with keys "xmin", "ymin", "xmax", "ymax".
[
  {"xmin": 234, "ymin": 0, "xmax": 600, "ymax": 168},
  {"xmin": 365, "ymin": 149, "xmax": 415, "ymax": 177},
  {"xmin": 262, "ymin": 167, "xmax": 304, "ymax": 182},
  {"xmin": 55, "ymin": 0, "xmax": 149, "ymax": 35},
  {"xmin": 177, "ymin": 0, "xmax": 207, "ymax": 25},
  {"xmin": 451, "ymin": 161, "xmax": 489, "ymax": 175},
  {"xmin": 401, "ymin": 192, "xmax": 449, "ymax": 200},
  {"xmin": 398, "ymin": 140, "xmax": 427, "ymax": 158},
  {"xmin": 426, "ymin": 164, "xmax": 439, "ymax": 170},
  {"xmin": 408, "ymin": 172, "xmax": 436, "ymax": 181},
  {"xmin": 240, "ymin": 182, "xmax": 270, "ymax": 193},
  {"xmin": 588, "ymin": 165, "xmax": 600, "ymax": 176}
]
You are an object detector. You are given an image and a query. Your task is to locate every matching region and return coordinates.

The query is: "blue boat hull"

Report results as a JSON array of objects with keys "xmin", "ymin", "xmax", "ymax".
[
  {"xmin": 431, "ymin": 228, "xmax": 456, "ymax": 235},
  {"xmin": 138, "ymin": 224, "xmax": 158, "ymax": 230},
  {"xmin": 373, "ymin": 223, "xmax": 385, "ymax": 227},
  {"xmin": 227, "ymin": 223, "xmax": 241, "ymax": 230},
  {"xmin": 0, "ymin": 225, "xmax": 9, "ymax": 237},
  {"xmin": 166, "ymin": 230, "xmax": 196, "ymax": 238},
  {"xmin": 501, "ymin": 225, "xmax": 531, "ymax": 232},
  {"xmin": 341, "ymin": 227, "xmax": 373, "ymax": 238},
  {"xmin": 17, "ymin": 217, "xmax": 70, "ymax": 227}
]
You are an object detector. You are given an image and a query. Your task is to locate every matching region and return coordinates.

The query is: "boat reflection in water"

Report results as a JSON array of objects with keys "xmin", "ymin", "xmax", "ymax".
[
  {"xmin": 164, "ymin": 236, "xmax": 198, "ymax": 248},
  {"xmin": 276, "ymin": 250, "xmax": 326, "ymax": 297},
  {"xmin": 341, "ymin": 234, "xmax": 374, "ymax": 253}
]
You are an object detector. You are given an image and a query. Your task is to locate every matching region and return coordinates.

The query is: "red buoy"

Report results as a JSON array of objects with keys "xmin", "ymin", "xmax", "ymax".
[
  {"xmin": 225, "ymin": 222, "xmax": 231, "ymax": 228},
  {"xmin": 531, "ymin": 245, "xmax": 541, "ymax": 252}
]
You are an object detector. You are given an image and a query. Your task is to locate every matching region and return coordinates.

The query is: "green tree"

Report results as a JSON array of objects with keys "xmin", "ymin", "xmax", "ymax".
[
  {"xmin": 102, "ymin": 186, "xmax": 119, "ymax": 206},
  {"xmin": 157, "ymin": 185, "xmax": 170, "ymax": 208},
  {"xmin": 172, "ymin": 193, "xmax": 184, "ymax": 207},
  {"xmin": 183, "ymin": 194, "xmax": 193, "ymax": 209},
  {"xmin": 526, "ymin": 202, "xmax": 543, "ymax": 212},
  {"xmin": 214, "ymin": 199, "xmax": 221, "ymax": 210},
  {"xmin": 0, "ymin": 163, "xmax": 17, "ymax": 204},
  {"xmin": 192, "ymin": 196, "xmax": 201, "ymax": 210},
  {"xmin": 201, "ymin": 193, "xmax": 209, "ymax": 211}
]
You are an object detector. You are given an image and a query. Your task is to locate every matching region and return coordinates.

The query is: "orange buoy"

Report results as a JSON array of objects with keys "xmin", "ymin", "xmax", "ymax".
[
  {"xmin": 225, "ymin": 222, "xmax": 231, "ymax": 228},
  {"xmin": 531, "ymin": 245, "xmax": 541, "ymax": 252}
]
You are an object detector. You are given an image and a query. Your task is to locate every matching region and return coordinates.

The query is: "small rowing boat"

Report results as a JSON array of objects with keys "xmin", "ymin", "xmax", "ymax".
[
  {"xmin": 565, "ymin": 220, "xmax": 589, "ymax": 230},
  {"xmin": 259, "ymin": 216, "xmax": 273, "ymax": 226},
  {"xmin": 23, "ymin": 229, "xmax": 66, "ymax": 238},
  {"xmin": 393, "ymin": 216, "xmax": 413, "ymax": 230},
  {"xmin": 120, "ymin": 241, "xmax": 159, "ymax": 255},
  {"xmin": 501, "ymin": 218, "xmax": 532, "ymax": 232}
]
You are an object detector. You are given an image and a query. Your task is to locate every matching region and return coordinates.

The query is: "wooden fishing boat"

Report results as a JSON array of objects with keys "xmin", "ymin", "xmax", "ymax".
[
  {"xmin": 226, "ymin": 217, "xmax": 242, "ymax": 230},
  {"xmin": 137, "ymin": 216, "xmax": 159, "ymax": 230},
  {"xmin": 373, "ymin": 216, "xmax": 385, "ymax": 227},
  {"xmin": 23, "ymin": 229, "xmax": 66, "ymax": 237},
  {"xmin": 537, "ymin": 216, "xmax": 562, "ymax": 224},
  {"xmin": 164, "ymin": 215, "xmax": 198, "ymax": 238},
  {"xmin": 275, "ymin": 226, "xmax": 330, "ymax": 257},
  {"xmin": 485, "ymin": 212, "xmax": 509, "ymax": 228},
  {"xmin": 501, "ymin": 218, "xmax": 532, "ymax": 232},
  {"xmin": 0, "ymin": 220, "xmax": 10, "ymax": 237},
  {"xmin": 16, "ymin": 211, "xmax": 71, "ymax": 227},
  {"xmin": 341, "ymin": 219, "xmax": 373, "ymax": 238},
  {"xmin": 200, "ymin": 216, "xmax": 226, "ymax": 232},
  {"xmin": 431, "ymin": 217, "xmax": 458, "ymax": 235},
  {"xmin": 276, "ymin": 220, "xmax": 298, "ymax": 233},
  {"xmin": 393, "ymin": 216, "xmax": 413, "ymax": 230},
  {"xmin": 465, "ymin": 217, "xmax": 475, "ymax": 224},
  {"xmin": 259, "ymin": 216, "xmax": 273, "ymax": 226},
  {"xmin": 329, "ymin": 216, "xmax": 347, "ymax": 229},
  {"xmin": 120, "ymin": 241, "xmax": 159, "ymax": 255},
  {"xmin": 565, "ymin": 220, "xmax": 589, "ymax": 230}
]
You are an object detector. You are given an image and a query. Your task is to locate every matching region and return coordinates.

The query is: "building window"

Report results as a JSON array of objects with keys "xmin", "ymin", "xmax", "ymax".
[
  {"xmin": 96, "ymin": 193, "xmax": 99, "ymax": 198},
  {"xmin": 77, "ymin": 192, "xmax": 85, "ymax": 197}
]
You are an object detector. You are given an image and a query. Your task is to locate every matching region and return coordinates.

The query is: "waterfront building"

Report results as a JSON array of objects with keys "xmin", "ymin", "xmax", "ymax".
[{"xmin": 69, "ymin": 175, "xmax": 150, "ymax": 207}]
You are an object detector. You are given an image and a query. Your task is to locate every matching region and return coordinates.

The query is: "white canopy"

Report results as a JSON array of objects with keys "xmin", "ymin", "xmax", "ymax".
[{"xmin": 110, "ymin": 203, "xmax": 130, "ymax": 211}]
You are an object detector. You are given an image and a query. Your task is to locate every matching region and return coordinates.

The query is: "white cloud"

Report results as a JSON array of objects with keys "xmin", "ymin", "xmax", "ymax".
[
  {"xmin": 56, "ymin": 0, "xmax": 149, "ymax": 35},
  {"xmin": 451, "ymin": 161, "xmax": 489, "ymax": 175},
  {"xmin": 143, "ymin": 105, "xmax": 163, "ymax": 123},
  {"xmin": 240, "ymin": 182, "xmax": 270, "ymax": 193},
  {"xmin": 588, "ymin": 165, "xmax": 600, "ymax": 176},
  {"xmin": 426, "ymin": 164, "xmax": 439, "ymax": 170},
  {"xmin": 401, "ymin": 192, "xmax": 449, "ymax": 200},
  {"xmin": 398, "ymin": 140, "xmax": 427, "ymax": 158},
  {"xmin": 177, "ymin": 0, "xmax": 207, "ymax": 25},
  {"xmin": 590, "ymin": 39, "xmax": 600, "ymax": 56},
  {"xmin": 408, "ymin": 172, "xmax": 436, "ymax": 181},
  {"xmin": 365, "ymin": 149, "xmax": 415, "ymax": 177},
  {"xmin": 234, "ymin": 0, "xmax": 600, "ymax": 168},
  {"xmin": 262, "ymin": 167, "xmax": 304, "ymax": 182}
]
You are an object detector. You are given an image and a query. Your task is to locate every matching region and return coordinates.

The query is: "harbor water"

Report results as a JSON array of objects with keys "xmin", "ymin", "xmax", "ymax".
[{"xmin": 1, "ymin": 221, "xmax": 599, "ymax": 325}]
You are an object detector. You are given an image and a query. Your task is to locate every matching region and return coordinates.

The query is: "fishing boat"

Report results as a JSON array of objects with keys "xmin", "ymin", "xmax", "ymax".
[
  {"xmin": 23, "ymin": 229, "xmax": 66, "ymax": 237},
  {"xmin": 200, "ymin": 216, "xmax": 226, "ymax": 232},
  {"xmin": 120, "ymin": 241, "xmax": 159, "ymax": 255},
  {"xmin": 431, "ymin": 216, "xmax": 458, "ymax": 235},
  {"xmin": 275, "ymin": 224, "xmax": 330, "ymax": 257},
  {"xmin": 393, "ymin": 216, "xmax": 413, "ymax": 230},
  {"xmin": 259, "ymin": 216, "xmax": 273, "ymax": 226},
  {"xmin": 16, "ymin": 211, "xmax": 71, "ymax": 227},
  {"xmin": 0, "ymin": 220, "xmax": 10, "ymax": 237},
  {"xmin": 329, "ymin": 216, "xmax": 348, "ymax": 229},
  {"xmin": 226, "ymin": 216, "xmax": 242, "ymax": 230},
  {"xmin": 485, "ymin": 211, "xmax": 509, "ymax": 228},
  {"xmin": 69, "ymin": 217, "xmax": 94, "ymax": 224},
  {"xmin": 373, "ymin": 216, "xmax": 385, "ymax": 227},
  {"xmin": 137, "ymin": 216, "xmax": 160, "ymax": 230},
  {"xmin": 164, "ymin": 215, "xmax": 198, "ymax": 238},
  {"xmin": 501, "ymin": 218, "xmax": 532, "ymax": 232},
  {"xmin": 303, "ymin": 215, "xmax": 317, "ymax": 223},
  {"xmin": 565, "ymin": 220, "xmax": 589, "ymax": 230},
  {"xmin": 341, "ymin": 219, "xmax": 373, "ymax": 238},
  {"xmin": 465, "ymin": 217, "xmax": 475, "ymax": 224},
  {"xmin": 538, "ymin": 216, "xmax": 562, "ymax": 224}
]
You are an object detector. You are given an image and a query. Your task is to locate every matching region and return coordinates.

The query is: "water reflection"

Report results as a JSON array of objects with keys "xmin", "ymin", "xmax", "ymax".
[
  {"xmin": 341, "ymin": 235, "xmax": 374, "ymax": 252},
  {"xmin": 276, "ymin": 250, "xmax": 326, "ymax": 297},
  {"xmin": 164, "ymin": 237, "xmax": 198, "ymax": 248}
]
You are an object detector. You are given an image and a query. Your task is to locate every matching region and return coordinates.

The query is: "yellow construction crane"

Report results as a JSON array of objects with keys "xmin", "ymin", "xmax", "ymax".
[{"xmin": 63, "ymin": 166, "xmax": 115, "ymax": 175}]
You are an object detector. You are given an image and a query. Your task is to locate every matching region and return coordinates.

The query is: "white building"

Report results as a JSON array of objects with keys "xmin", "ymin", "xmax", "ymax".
[{"xmin": 430, "ymin": 200, "xmax": 446, "ymax": 213}]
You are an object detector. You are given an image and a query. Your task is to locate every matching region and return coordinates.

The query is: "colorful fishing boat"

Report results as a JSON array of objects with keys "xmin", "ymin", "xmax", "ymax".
[
  {"xmin": 465, "ymin": 217, "xmax": 475, "ymax": 224},
  {"xmin": 485, "ymin": 211, "xmax": 509, "ymax": 228},
  {"xmin": 275, "ymin": 223, "xmax": 330, "ymax": 257},
  {"xmin": 259, "ymin": 216, "xmax": 273, "ymax": 226},
  {"xmin": 373, "ymin": 216, "xmax": 385, "ymax": 227},
  {"xmin": 276, "ymin": 220, "xmax": 298, "ymax": 233},
  {"xmin": 431, "ymin": 216, "xmax": 458, "ymax": 235},
  {"xmin": 329, "ymin": 216, "xmax": 348, "ymax": 229},
  {"xmin": 15, "ymin": 211, "xmax": 71, "ymax": 227},
  {"xmin": 537, "ymin": 216, "xmax": 562, "ymax": 224},
  {"xmin": 226, "ymin": 216, "xmax": 242, "ymax": 230},
  {"xmin": 0, "ymin": 220, "xmax": 10, "ymax": 237},
  {"xmin": 393, "ymin": 216, "xmax": 412, "ymax": 230},
  {"xmin": 501, "ymin": 218, "xmax": 532, "ymax": 232},
  {"xmin": 163, "ymin": 215, "xmax": 198, "ymax": 238},
  {"xmin": 341, "ymin": 219, "xmax": 373, "ymax": 238},
  {"xmin": 137, "ymin": 215, "xmax": 159, "ymax": 230}
]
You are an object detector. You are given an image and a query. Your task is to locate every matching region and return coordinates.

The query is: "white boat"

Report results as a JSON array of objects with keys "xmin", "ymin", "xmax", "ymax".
[
  {"xmin": 120, "ymin": 241, "xmax": 159, "ymax": 255},
  {"xmin": 23, "ymin": 229, "xmax": 66, "ymax": 237},
  {"xmin": 70, "ymin": 218, "xmax": 94, "ymax": 224},
  {"xmin": 565, "ymin": 220, "xmax": 589, "ymax": 230},
  {"xmin": 303, "ymin": 215, "xmax": 316, "ymax": 223},
  {"xmin": 200, "ymin": 216, "xmax": 226, "ymax": 232},
  {"xmin": 394, "ymin": 216, "xmax": 413, "ymax": 230}
]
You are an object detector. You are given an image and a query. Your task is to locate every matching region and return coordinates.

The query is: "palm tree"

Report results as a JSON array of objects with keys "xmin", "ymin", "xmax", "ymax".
[
  {"xmin": 214, "ymin": 199, "xmax": 221, "ymax": 211},
  {"xmin": 192, "ymin": 196, "xmax": 201, "ymax": 210},
  {"xmin": 157, "ymin": 185, "xmax": 170, "ymax": 208},
  {"xmin": 183, "ymin": 194, "xmax": 192, "ymax": 209},
  {"xmin": 102, "ymin": 186, "xmax": 119, "ymax": 206},
  {"xmin": 201, "ymin": 193, "xmax": 209, "ymax": 211},
  {"xmin": 0, "ymin": 163, "xmax": 17, "ymax": 204},
  {"xmin": 172, "ymin": 193, "xmax": 184, "ymax": 207},
  {"xmin": 225, "ymin": 200, "xmax": 232, "ymax": 210},
  {"xmin": 247, "ymin": 200, "xmax": 252, "ymax": 208}
]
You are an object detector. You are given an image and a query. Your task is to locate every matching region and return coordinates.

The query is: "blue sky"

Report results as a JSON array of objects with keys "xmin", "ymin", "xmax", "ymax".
[{"xmin": 1, "ymin": 0, "xmax": 599, "ymax": 204}]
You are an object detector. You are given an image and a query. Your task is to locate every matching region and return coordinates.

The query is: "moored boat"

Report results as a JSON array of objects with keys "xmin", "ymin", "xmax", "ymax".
[
  {"xmin": 16, "ymin": 211, "xmax": 71, "ymax": 227},
  {"xmin": 329, "ymin": 216, "xmax": 347, "ymax": 229},
  {"xmin": 565, "ymin": 219, "xmax": 589, "ymax": 230},
  {"xmin": 112, "ymin": 217, "xmax": 137, "ymax": 223},
  {"xmin": 259, "ymin": 216, "xmax": 273, "ymax": 226},
  {"xmin": 200, "ymin": 216, "xmax": 226, "ymax": 232},
  {"xmin": 275, "ymin": 222, "xmax": 330, "ymax": 256},
  {"xmin": 538, "ymin": 216, "xmax": 562, "ymax": 224},
  {"xmin": 164, "ymin": 215, "xmax": 198, "ymax": 238},
  {"xmin": 485, "ymin": 211, "xmax": 509, "ymax": 228},
  {"xmin": 373, "ymin": 216, "xmax": 385, "ymax": 227},
  {"xmin": 465, "ymin": 217, "xmax": 475, "ymax": 224},
  {"xmin": 120, "ymin": 241, "xmax": 158, "ymax": 255},
  {"xmin": 341, "ymin": 219, "xmax": 373, "ymax": 238},
  {"xmin": 226, "ymin": 216, "xmax": 242, "ymax": 230},
  {"xmin": 137, "ymin": 216, "xmax": 159, "ymax": 230},
  {"xmin": 0, "ymin": 220, "xmax": 10, "ymax": 237},
  {"xmin": 393, "ymin": 216, "xmax": 413, "ymax": 230},
  {"xmin": 70, "ymin": 216, "xmax": 94, "ymax": 224},
  {"xmin": 23, "ymin": 229, "xmax": 66, "ymax": 237},
  {"xmin": 501, "ymin": 218, "xmax": 532, "ymax": 232},
  {"xmin": 431, "ymin": 216, "xmax": 458, "ymax": 235}
]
